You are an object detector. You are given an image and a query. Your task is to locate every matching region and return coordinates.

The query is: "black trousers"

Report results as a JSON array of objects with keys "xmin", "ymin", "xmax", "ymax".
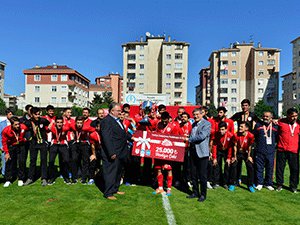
[
  {"xmin": 102, "ymin": 152, "xmax": 126, "ymax": 198},
  {"xmin": 190, "ymin": 150, "xmax": 208, "ymax": 198},
  {"xmin": 49, "ymin": 144, "xmax": 70, "ymax": 180},
  {"xmin": 28, "ymin": 142, "xmax": 48, "ymax": 180},
  {"xmin": 213, "ymin": 150, "xmax": 230, "ymax": 185},
  {"xmin": 230, "ymin": 152, "xmax": 254, "ymax": 186},
  {"xmin": 89, "ymin": 148, "xmax": 102, "ymax": 179},
  {"xmin": 5, "ymin": 145, "xmax": 26, "ymax": 182},
  {"xmin": 71, "ymin": 142, "xmax": 90, "ymax": 181},
  {"xmin": 183, "ymin": 149, "xmax": 192, "ymax": 183},
  {"xmin": 276, "ymin": 151, "xmax": 299, "ymax": 189},
  {"xmin": 255, "ymin": 151, "xmax": 275, "ymax": 186}
]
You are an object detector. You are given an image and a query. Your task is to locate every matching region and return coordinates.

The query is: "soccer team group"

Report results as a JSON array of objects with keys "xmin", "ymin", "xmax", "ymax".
[{"xmin": 0, "ymin": 99, "xmax": 299, "ymax": 201}]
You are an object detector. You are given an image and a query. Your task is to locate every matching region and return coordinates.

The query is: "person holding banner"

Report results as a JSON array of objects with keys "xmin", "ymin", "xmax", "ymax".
[{"xmin": 186, "ymin": 107, "xmax": 211, "ymax": 202}]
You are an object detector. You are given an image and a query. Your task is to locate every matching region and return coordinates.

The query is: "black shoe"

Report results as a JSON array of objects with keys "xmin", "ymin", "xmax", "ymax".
[
  {"xmin": 186, "ymin": 193, "xmax": 198, "ymax": 199},
  {"xmin": 47, "ymin": 180, "xmax": 55, "ymax": 185},
  {"xmin": 198, "ymin": 196, "xmax": 206, "ymax": 202},
  {"xmin": 81, "ymin": 179, "xmax": 87, "ymax": 185},
  {"xmin": 72, "ymin": 179, "xmax": 78, "ymax": 184},
  {"xmin": 291, "ymin": 188, "xmax": 298, "ymax": 193},
  {"xmin": 64, "ymin": 179, "xmax": 71, "ymax": 185}
]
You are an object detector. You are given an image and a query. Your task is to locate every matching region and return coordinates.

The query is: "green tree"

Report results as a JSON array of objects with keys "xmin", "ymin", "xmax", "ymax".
[
  {"xmin": 0, "ymin": 97, "xmax": 7, "ymax": 115},
  {"xmin": 71, "ymin": 106, "xmax": 83, "ymax": 117},
  {"xmin": 254, "ymin": 100, "xmax": 275, "ymax": 119},
  {"xmin": 207, "ymin": 103, "xmax": 217, "ymax": 117},
  {"xmin": 90, "ymin": 92, "xmax": 113, "ymax": 116}
]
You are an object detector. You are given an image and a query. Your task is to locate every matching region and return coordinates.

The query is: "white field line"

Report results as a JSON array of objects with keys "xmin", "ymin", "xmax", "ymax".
[{"xmin": 161, "ymin": 193, "xmax": 177, "ymax": 225}]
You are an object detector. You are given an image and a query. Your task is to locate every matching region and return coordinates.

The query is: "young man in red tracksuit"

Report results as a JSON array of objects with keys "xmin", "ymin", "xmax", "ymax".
[
  {"xmin": 212, "ymin": 121, "xmax": 234, "ymax": 189},
  {"xmin": 276, "ymin": 108, "xmax": 300, "ymax": 193},
  {"xmin": 213, "ymin": 107, "xmax": 235, "ymax": 134},
  {"xmin": 153, "ymin": 111, "xmax": 183, "ymax": 196},
  {"xmin": 228, "ymin": 122, "xmax": 255, "ymax": 192},
  {"xmin": 2, "ymin": 117, "xmax": 27, "ymax": 187},
  {"xmin": 48, "ymin": 116, "xmax": 72, "ymax": 185},
  {"xmin": 70, "ymin": 116, "xmax": 94, "ymax": 184}
]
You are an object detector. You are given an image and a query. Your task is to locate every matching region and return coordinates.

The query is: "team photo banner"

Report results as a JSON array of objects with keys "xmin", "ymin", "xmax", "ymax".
[{"xmin": 132, "ymin": 130, "xmax": 186, "ymax": 162}]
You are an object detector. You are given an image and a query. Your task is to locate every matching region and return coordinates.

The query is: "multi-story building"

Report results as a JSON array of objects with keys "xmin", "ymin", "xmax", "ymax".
[
  {"xmin": 195, "ymin": 68, "xmax": 212, "ymax": 106},
  {"xmin": 23, "ymin": 64, "xmax": 90, "ymax": 108},
  {"xmin": 282, "ymin": 36, "xmax": 300, "ymax": 112},
  {"xmin": 207, "ymin": 42, "xmax": 280, "ymax": 116},
  {"xmin": 122, "ymin": 34, "xmax": 189, "ymax": 105},
  {"xmin": 90, "ymin": 73, "xmax": 123, "ymax": 104},
  {"xmin": 3, "ymin": 93, "xmax": 17, "ymax": 109},
  {"xmin": 0, "ymin": 61, "xmax": 6, "ymax": 99}
]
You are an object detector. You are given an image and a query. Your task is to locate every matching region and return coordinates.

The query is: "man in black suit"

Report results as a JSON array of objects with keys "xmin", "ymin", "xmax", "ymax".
[{"xmin": 100, "ymin": 102, "xmax": 131, "ymax": 200}]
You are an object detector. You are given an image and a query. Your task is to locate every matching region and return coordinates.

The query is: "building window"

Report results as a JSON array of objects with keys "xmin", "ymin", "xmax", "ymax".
[
  {"xmin": 61, "ymin": 75, "xmax": 68, "ymax": 81},
  {"xmin": 231, "ymin": 88, "xmax": 237, "ymax": 93},
  {"xmin": 175, "ymin": 73, "xmax": 182, "ymax": 79},
  {"xmin": 175, "ymin": 53, "xmax": 183, "ymax": 60},
  {"xmin": 220, "ymin": 79, "xmax": 228, "ymax": 84},
  {"xmin": 166, "ymin": 54, "xmax": 171, "ymax": 60},
  {"xmin": 258, "ymin": 61, "xmax": 264, "ymax": 66},
  {"xmin": 220, "ymin": 70, "xmax": 228, "ymax": 75},
  {"xmin": 34, "ymin": 97, "xmax": 40, "ymax": 103},
  {"xmin": 293, "ymin": 83, "xmax": 297, "ymax": 90},
  {"xmin": 220, "ymin": 52, "xmax": 228, "ymax": 57},
  {"xmin": 127, "ymin": 45, "xmax": 136, "ymax": 50},
  {"xmin": 231, "ymin": 97, "xmax": 237, "ymax": 102},
  {"xmin": 267, "ymin": 60, "xmax": 275, "ymax": 65},
  {"xmin": 220, "ymin": 88, "xmax": 228, "ymax": 93},
  {"xmin": 231, "ymin": 79, "xmax": 237, "ymax": 84},
  {"xmin": 231, "ymin": 70, "xmax": 237, "ymax": 75},
  {"xmin": 175, "ymin": 82, "xmax": 182, "ymax": 88},
  {"xmin": 34, "ymin": 86, "xmax": 40, "ymax": 92},
  {"xmin": 34, "ymin": 75, "xmax": 41, "ymax": 81},
  {"xmin": 258, "ymin": 88, "xmax": 264, "ymax": 93},
  {"xmin": 139, "ymin": 54, "xmax": 144, "ymax": 60},
  {"xmin": 175, "ymin": 44, "xmax": 183, "ymax": 50},
  {"xmin": 127, "ymin": 73, "xmax": 136, "ymax": 80},
  {"xmin": 166, "ymin": 73, "xmax": 171, "ymax": 79},
  {"xmin": 166, "ymin": 45, "xmax": 171, "ymax": 50},
  {"xmin": 51, "ymin": 97, "xmax": 57, "ymax": 103},
  {"xmin": 258, "ymin": 79, "xmax": 264, "ymax": 85},
  {"xmin": 232, "ymin": 61, "xmax": 237, "ymax": 66},
  {"xmin": 231, "ymin": 52, "xmax": 237, "ymax": 57},
  {"xmin": 140, "ymin": 64, "xmax": 144, "ymax": 70},
  {"xmin": 231, "ymin": 107, "xmax": 237, "ymax": 113},
  {"xmin": 127, "ymin": 64, "xmax": 136, "ymax": 69},
  {"xmin": 174, "ymin": 92, "xmax": 182, "ymax": 98},
  {"xmin": 127, "ymin": 82, "xmax": 135, "ymax": 91},
  {"xmin": 51, "ymin": 86, "xmax": 57, "ymax": 92},
  {"xmin": 140, "ymin": 45, "xmax": 144, "ymax": 50},
  {"xmin": 166, "ymin": 64, "xmax": 171, "ymax": 70},
  {"xmin": 258, "ymin": 70, "xmax": 264, "ymax": 76},
  {"xmin": 259, "ymin": 51, "xmax": 264, "ymax": 56},
  {"xmin": 175, "ymin": 63, "xmax": 183, "ymax": 70},
  {"xmin": 139, "ymin": 73, "xmax": 144, "ymax": 78},
  {"xmin": 51, "ymin": 75, "xmax": 58, "ymax": 81},
  {"xmin": 139, "ymin": 83, "xmax": 144, "ymax": 89},
  {"xmin": 166, "ymin": 83, "xmax": 171, "ymax": 89},
  {"xmin": 61, "ymin": 85, "xmax": 67, "ymax": 92},
  {"xmin": 61, "ymin": 97, "xmax": 67, "ymax": 103},
  {"xmin": 128, "ymin": 54, "xmax": 136, "ymax": 60}
]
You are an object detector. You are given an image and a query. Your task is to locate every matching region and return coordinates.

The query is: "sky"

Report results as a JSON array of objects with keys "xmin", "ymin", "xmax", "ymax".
[{"xmin": 1, "ymin": 0, "xmax": 299, "ymax": 104}]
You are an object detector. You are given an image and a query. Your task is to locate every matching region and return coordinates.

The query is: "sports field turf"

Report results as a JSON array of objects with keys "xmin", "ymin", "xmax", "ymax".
[{"xmin": 1, "ymin": 172, "xmax": 300, "ymax": 225}]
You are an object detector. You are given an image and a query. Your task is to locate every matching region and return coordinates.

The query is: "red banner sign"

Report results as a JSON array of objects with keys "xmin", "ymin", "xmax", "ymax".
[{"xmin": 132, "ymin": 130, "xmax": 186, "ymax": 162}]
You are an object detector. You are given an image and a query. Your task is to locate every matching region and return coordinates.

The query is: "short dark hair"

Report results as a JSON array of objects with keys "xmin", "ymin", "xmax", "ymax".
[
  {"xmin": 55, "ymin": 116, "xmax": 63, "ymax": 122},
  {"xmin": 25, "ymin": 104, "xmax": 33, "ymax": 111},
  {"xmin": 10, "ymin": 116, "xmax": 20, "ymax": 124},
  {"xmin": 218, "ymin": 121, "xmax": 227, "ymax": 129},
  {"xmin": 123, "ymin": 103, "xmax": 130, "ymax": 109},
  {"xmin": 5, "ymin": 108, "xmax": 13, "ymax": 115},
  {"xmin": 30, "ymin": 107, "xmax": 40, "ymax": 115},
  {"xmin": 181, "ymin": 112, "xmax": 190, "ymax": 119},
  {"xmin": 217, "ymin": 106, "xmax": 227, "ymax": 113},
  {"xmin": 287, "ymin": 108, "xmax": 298, "ymax": 116},
  {"xmin": 241, "ymin": 99, "xmax": 250, "ymax": 105},
  {"xmin": 193, "ymin": 107, "xmax": 204, "ymax": 114},
  {"xmin": 158, "ymin": 104, "xmax": 166, "ymax": 111},
  {"xmin": 240, "ymin": 121, "xmax": 250, "ymax": 129},
  {"xmin": 46, "ymin": 105, "xmax": 55, "ymax": 111},
  {"xmin": 82, "ymin": 107, "xmax": 90, "ymax": 112},
  {"xmin": 63, "ymin": 107, "xmax": 71, "ymax": 112},
  {"xmin": 202, "ymin": 106, "xmax": 209, "ymax": 113},
  {"xmin": 75, "ymin": 116, "xmax": 84, "ymax": 122},
  {"xmin": 109, "ymin": 102, "xmax": 121, "ymax": 113},
  {"xmin": 161, "ymin": 111, "xmax": 170, "ymax": 120}
]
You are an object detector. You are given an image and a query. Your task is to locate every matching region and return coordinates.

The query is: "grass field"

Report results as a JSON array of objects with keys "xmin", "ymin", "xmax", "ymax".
[{"xmin": 1, "ymin": 169, "xmax": 300, "ymax": 225}]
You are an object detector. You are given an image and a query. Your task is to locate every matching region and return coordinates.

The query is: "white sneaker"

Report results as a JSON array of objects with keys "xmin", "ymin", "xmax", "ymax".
[
  {"xmin": 256, "ymin": 184, "xmax": 263, "ymax": 191},
  {"xmin": 265, "ymin": 185, "xmax": 274, "ymax": 191},
  {"xmin": 207, "ymin": 182, "xmax": 213, "ymax": 189},
  {"xmin": 18, "ymin": 180, "xmax": 24, "ymax": 187},
  {"xmin": 3, "ymin": 181, "xmax": 11, "ymax": 187}
]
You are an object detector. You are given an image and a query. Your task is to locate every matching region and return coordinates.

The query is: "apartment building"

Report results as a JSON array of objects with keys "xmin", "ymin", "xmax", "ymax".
[
  {"xmin": 0, "ymin": 61, "xmax": 6, "ymax": 100},
  {"xmin": 122, "ymin": 34, "xmax": 189, "ymax": 105},
  {"xmin": 207, "ymin": 42, "xmax": 280, "ymax": 116},
  {"xmin": 195, "ymin": 67, "xmax": 212, "ymax": 106},
  {"xmin": 23, "ymin": 64, "xmax": 90, "ymax": 108},
  {"xmin": 282, "ymin": 37, "xmax": 300, "ymax": 112}
]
